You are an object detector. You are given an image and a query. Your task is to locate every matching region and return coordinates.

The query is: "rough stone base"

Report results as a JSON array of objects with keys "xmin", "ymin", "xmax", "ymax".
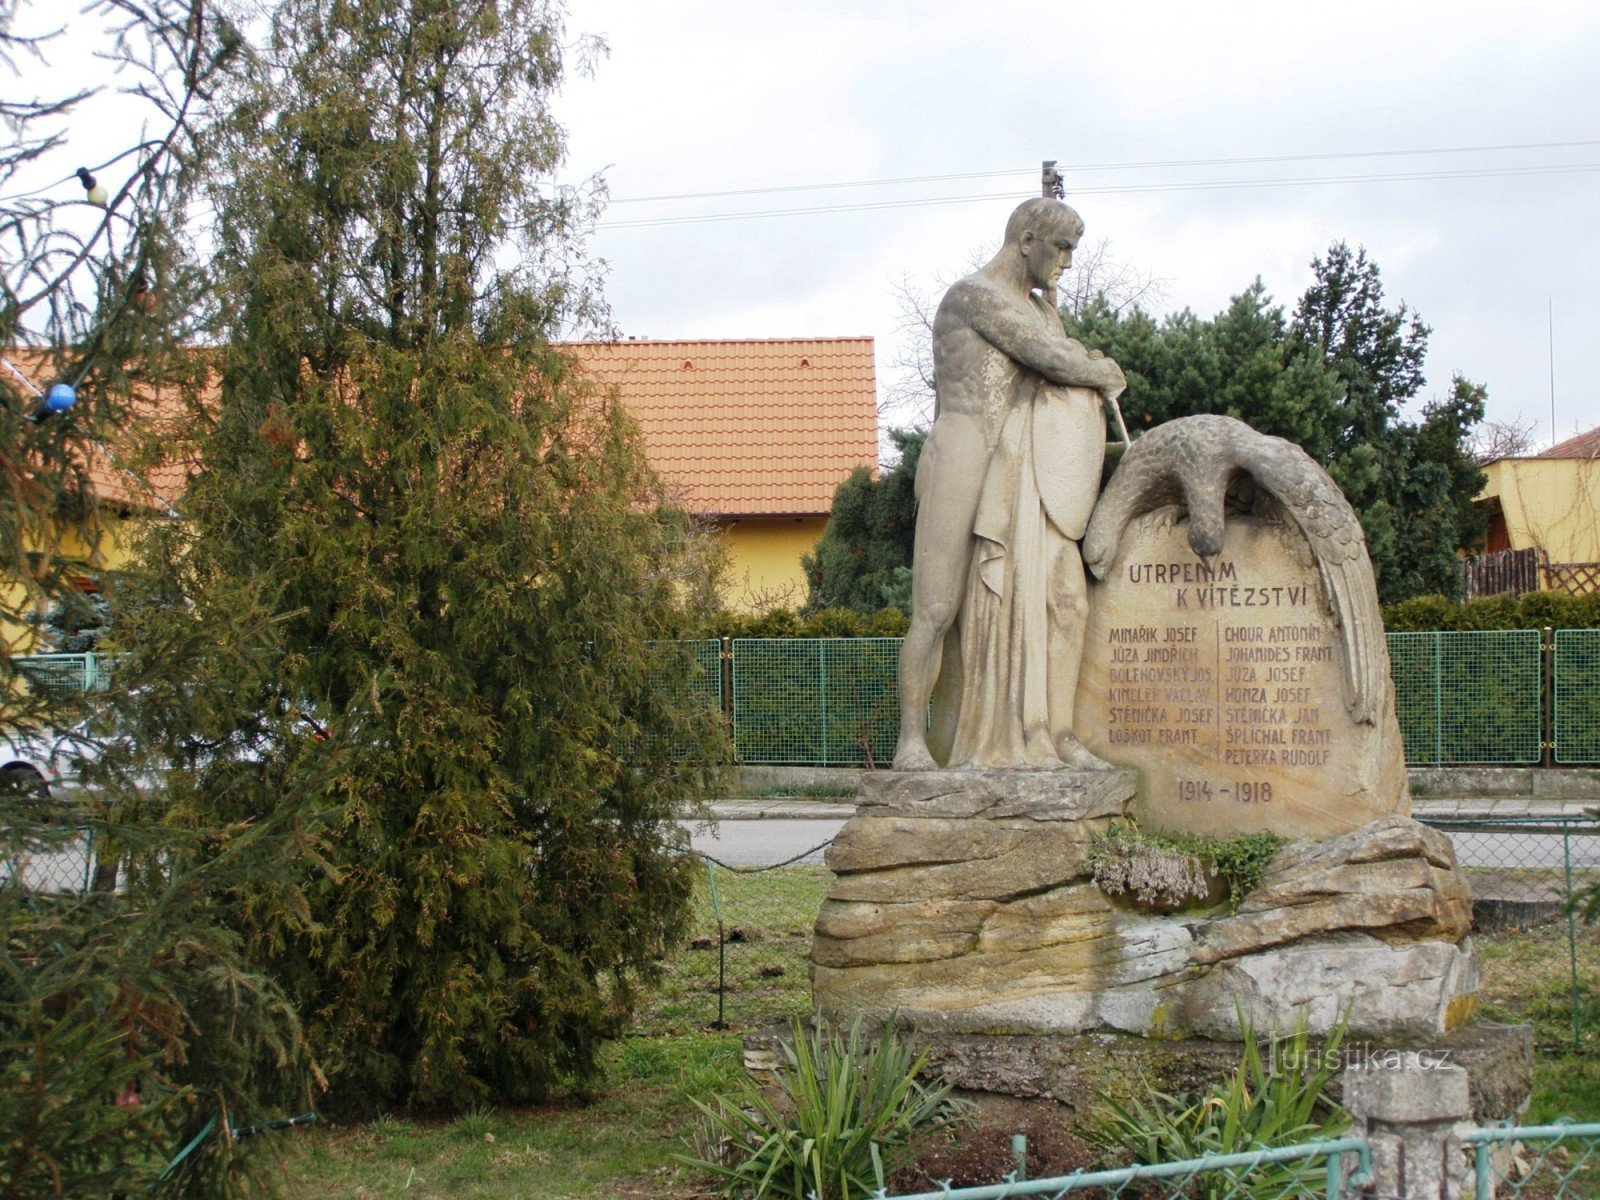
[
  {"xmin": 816, "ymin": 770, "xmax": 1479, "ymax": 1042},
  {"xmin": 743, "ymin": 1022, "xmax": 1532, "ymax": 1126}
]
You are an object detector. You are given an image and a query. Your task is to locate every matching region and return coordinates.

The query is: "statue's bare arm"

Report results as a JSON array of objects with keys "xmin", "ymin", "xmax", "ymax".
[{"xmin": 941, "ymin": 280, "xmax": 1123, "ymax": 393}]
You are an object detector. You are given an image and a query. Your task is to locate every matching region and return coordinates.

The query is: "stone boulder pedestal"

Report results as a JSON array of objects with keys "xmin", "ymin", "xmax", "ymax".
[{"xmin": 812, "ymin": 773, "xmax": 1479, "ymax": 1042}]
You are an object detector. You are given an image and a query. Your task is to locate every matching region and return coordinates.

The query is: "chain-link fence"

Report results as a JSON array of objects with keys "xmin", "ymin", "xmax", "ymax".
[
  {"xmin": 0, "ymin": 826, "xmax": 99, "ymax": 893},
  {"xmin": 1462, "ymin": 1122, "xmax": 1600, "ymax": 1199},
  {"xmin": 882, "ymin": 1138, "xmax": 1371, "ymax": 1199},
  {"xmin": 1423, "ymin": 814, "xmax": 1600, "ymax": 1055},
  {"xmin": 0, "ymin": 763, "xmax": 102, "ymax": 894},
  {"xmin": 876, "ymin": 1123, "xmax": 1600, "ymax": 1199}
]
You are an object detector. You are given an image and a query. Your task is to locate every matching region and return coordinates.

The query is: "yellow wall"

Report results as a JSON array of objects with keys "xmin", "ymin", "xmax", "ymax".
[
  {"xmin": 716, "ymin": 516, "xmax": 826, "ymax": 612},
  {"xmin": 2, "ymin": 513, "xmax": 141, "ymax": 654},
  {"xmin": 7, "ymin": 508, "xmax": 826, "ymax": 643},
  {"xmin": 1479, "ymin": 459, "xmax": 1600, "ymax": 563}
]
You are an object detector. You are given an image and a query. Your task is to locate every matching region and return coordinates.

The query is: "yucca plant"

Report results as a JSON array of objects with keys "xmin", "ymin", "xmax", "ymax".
[
  {"xmin": 678, "ymin": 1017, "xmax": 970, "ymax": 1199},
  {"xmin": 1095, "ymin": 1010, "xmax": 1350, "ymax": 1199}
]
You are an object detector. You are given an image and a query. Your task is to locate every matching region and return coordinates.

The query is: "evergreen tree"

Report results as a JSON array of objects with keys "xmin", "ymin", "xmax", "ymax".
[
  {"xmin": 2, "ymin": 5, "xmax": 316, "ymax": 1196},
  {"xmin": 803, "ymin": 428, "xmax": 922, "ymax": 613},
  {"xmin": 1293, "ymin": 242, "xmax": 1430, "ymax": 450},
  {"xmin": 1065, "ymin": 282, "xmax": 1347, "ymax": 460},
  {"xmin": 1065, "ymin": 251, "xmax": 1487, "ymax": 602},
  {"xmin": 1292, "ymin": 244, "xmax": 1486, "ymax": 600},
  {"xmin": 114, "ymin": 0, "xmax": 727, "ymax": 1112}
]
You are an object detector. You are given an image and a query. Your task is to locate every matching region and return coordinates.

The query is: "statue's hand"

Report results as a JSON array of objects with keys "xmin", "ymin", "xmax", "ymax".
[{"xmin": 1099, "ymin": 358, "xmax": 1127, "ymax": 396}]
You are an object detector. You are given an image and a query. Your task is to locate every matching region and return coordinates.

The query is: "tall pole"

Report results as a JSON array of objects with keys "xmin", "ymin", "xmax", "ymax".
[{"xmin": 1548, "ymin": 297, "xmax": 1556, "ymax": 446}]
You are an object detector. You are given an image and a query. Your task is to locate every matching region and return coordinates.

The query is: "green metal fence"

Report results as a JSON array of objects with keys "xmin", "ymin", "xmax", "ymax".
[
  {"xmin": 644, "ymin": 637, "xmax": 722, "ymax": 713},
  {"xmin": 874, "ymin": 1123, "xmax": 1600, "ymax": 1199},
  {"xmin": 1388, "ymin": 630, "xmax": 1543, "ymax": 765},
  {"xmin": 15, "ymin": 633, "xmax": 1600, "ymax": 765},
  {"xmin": 723, "ymin": 631, "xmax": 1579, "ymax": 767},
  {"xmin": 879, "ymin": 1138, "xmax": 1372, "ymax": 1199},
  {"xmin": 731, "ymin": 637, "xmax": 899, "ymax": 767},
  {"xmin": 13, "ymin": 651, "xmax": 110, "ymax": 694},
  {"xmin": 1462, "ymin": 1121, "xmax": 1600, "ymax": 1198},
  {"xmin": 1555, "ymin": 629, "xmax": 1600, "ymax": 765}
]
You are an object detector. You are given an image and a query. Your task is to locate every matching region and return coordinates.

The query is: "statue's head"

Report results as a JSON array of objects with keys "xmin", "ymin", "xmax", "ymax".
[{"xmin": 1004, "ymin": 198, "xmax": 1085, "ymax": 292}]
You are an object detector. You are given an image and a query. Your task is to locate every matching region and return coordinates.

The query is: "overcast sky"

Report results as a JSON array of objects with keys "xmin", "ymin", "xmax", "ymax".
[
  {"xmin": 556, "ymin": 0, "xmax": 1598, "ymax": 447},
  {"xmin": 13, "ymin": 1, "xmax": 1595, "ymax": 447}
]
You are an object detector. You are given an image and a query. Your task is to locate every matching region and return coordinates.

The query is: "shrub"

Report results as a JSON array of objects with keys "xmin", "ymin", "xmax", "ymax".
[
  {"xmin": 678, "ymin": 1018, "xmax": 970, "ymax": 1199},
  {"xmin": 705, "ymin": 606, "xmax": 909, "ymax": 640},
  {"xmin": 1095, "ymin": 1013, "xmax": 1349, "ymax": 1199},
  {"xmin": 1383, "ymin": 590, "xmax": 1600, "ymax": 632}
]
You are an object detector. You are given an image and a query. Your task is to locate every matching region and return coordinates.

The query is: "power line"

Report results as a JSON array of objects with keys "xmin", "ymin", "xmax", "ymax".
[
  {"xmin": 600, "ymin": 160, "xmax": 1600, "ymax": 230},
  {"xmin": 607, "ymin": 138, "xmax": 1600, "ymax": 206}
]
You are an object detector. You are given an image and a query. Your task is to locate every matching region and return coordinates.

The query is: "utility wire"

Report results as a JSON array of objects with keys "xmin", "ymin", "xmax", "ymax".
[
  {"xmin": 608, "ymin": 138, "xmax": 1600, "ymax": 205},
  {"xmin": 601, "ymin": 161, "xmax": 1600, "ymax": 230}
]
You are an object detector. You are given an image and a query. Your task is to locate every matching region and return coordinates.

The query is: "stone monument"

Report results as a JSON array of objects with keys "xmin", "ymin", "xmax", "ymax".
[
  {"xmin": 1074, "ymin": 414, "xmax": 1410, "ymax": 840},
  {"xmin": 812, "ymin": 197, "xmax": 1481, "ymax": 1047}
]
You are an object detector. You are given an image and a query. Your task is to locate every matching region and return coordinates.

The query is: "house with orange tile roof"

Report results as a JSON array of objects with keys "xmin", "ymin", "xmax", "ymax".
[
  {"xmin": 6, "ymin": 336, "xmax": 878, "ymax": 646},
  {"xmin": 1475, "ymin": 423, "xmax": 1600, "ymax": 593},
  {"xmin": 570, "ymin": 337, "xmax": 878, "ymax": 610}
]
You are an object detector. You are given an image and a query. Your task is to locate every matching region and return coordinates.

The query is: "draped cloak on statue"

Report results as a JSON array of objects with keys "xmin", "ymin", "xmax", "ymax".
[{"xmin": 940, "ymin": 380, "xmax": 1107, "ymax": 770}]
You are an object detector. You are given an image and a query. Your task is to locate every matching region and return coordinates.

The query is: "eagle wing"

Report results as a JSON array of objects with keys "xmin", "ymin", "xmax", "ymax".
[
  {"xmin": 1085, "ymin": 416, "xmax": 1386, "ymax": 725},
  {"xmin": 1247, "ymin": 436, "xmax": 1386, "ymax": 724}
]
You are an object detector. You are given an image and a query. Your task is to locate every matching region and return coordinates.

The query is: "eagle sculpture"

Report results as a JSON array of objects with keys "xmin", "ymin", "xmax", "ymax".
[{"xmin": 1081, "ymin": 414, "xmax": 1386, "ymax": 725}]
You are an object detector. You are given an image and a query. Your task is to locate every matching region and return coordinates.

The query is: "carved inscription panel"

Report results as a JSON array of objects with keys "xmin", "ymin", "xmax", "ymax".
[{"xmin": 1075, "ymin": 514, "xmax": 1408, "ymax": 839}]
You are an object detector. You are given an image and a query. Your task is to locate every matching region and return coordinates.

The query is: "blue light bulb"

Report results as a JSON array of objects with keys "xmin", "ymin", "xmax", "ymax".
[{"xmin": 45, "ymin": 383, "xmax": 77, "ymax": 413}]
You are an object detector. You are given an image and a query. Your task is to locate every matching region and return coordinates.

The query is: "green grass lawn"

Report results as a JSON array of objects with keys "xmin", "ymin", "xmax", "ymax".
[
  {"xmin": 281, "ymin": 1035, "xmax": 742, "ymax": 1199},
  {"xmin": 1476, "ymin": 919, "xmax": 1600, "ymax": 1058},
  {"xmin": 633, "ymin": 863, "xmax": 829, "ymax": 1036},
  {"xmin": 1475, "ymin": 916, "xmax": 1600, "ymax": 1130},
  {"xmin": 280, "ymin": 866, "xmax": 1600, "ymax": 1198}
]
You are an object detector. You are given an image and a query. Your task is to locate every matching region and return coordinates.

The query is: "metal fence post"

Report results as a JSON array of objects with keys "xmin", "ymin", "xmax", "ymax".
[
  {"xmin": 818, "ymin": 639, "xmax": 828, "ymax": 768},
  {"xmin": 704, "ymin": 856, "xmax": 727, "ymax": 1030},
  {"xmin": 1542, "ymin": 627, "xmax": 1555, "ymax": 768},
  {"xmin": 1565, "ymin": 820, "xmax": 1582, "ymax": 1051},
  {"xmin": 1343, "ymin": 1056, "xmax": 1470, "ymax": 1199},
  {"xmin": 1432, "ymin": 632, "xmax": 1444, "ymax": 766}
]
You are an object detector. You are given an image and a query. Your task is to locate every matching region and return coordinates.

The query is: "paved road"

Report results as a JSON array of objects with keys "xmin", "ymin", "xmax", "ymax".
[
  {"xmin": 684, "ymin": 818, "xmax": 845, "ymax": 867},
  {"xmin": 1448, "ymin": 829, "xmax": 1600, "ymax": 869}
]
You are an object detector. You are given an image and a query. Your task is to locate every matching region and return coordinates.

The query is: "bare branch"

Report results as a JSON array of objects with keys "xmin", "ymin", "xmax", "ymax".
[{"xmin": 1471, "ymin": 415, "xmax": 1541, "ymax": 463}]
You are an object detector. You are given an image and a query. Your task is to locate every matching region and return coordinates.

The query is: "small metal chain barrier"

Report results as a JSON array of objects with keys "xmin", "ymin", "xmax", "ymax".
[{"xmin": 638, "ymin": 840, "xmax": 837, "ymax": 1036}]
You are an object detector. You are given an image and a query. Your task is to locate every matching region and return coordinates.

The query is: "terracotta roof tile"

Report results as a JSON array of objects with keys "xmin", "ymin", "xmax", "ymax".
[
  {"xmin": 565, "ymin": 338, "xmax": 878, "ymax": 516},
  {"xmin": 1542, "ymin": 425, "xmax": 1600, "ymax": 460},
  {"xmin": 10, "ymin": 337, "xmax": 879, "ymax": 521},
  {"xmin": 2, "ymin": 350, "xmax": 193, "ymax": 516}
]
